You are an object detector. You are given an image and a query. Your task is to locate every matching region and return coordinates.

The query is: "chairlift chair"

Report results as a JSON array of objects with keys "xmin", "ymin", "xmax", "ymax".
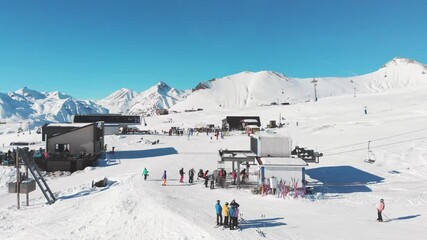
[
  {"xmin": 364, "ymin": 150, "xmax": 376, "ymax": 163},
  {"xmin": 364, "ymin": 141, "xmax": 376, "ymax": 163}
]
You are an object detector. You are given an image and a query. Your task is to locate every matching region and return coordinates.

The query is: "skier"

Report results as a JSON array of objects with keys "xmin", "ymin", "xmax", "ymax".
[
  {"xmin": 222, "ymin": 202, "xmax": 229, "ymax": 228},
  {"xmin": 198, "ymin": 169, "xmax": 204, "ymax": 179},
  {"xmin": 232, "ymin": 170, "xmax": 237, "ymax": 185},
  {"xmin": 210, "ymin": 173, "xmax": 215, "ymax": 189},
  {"xmin": 229, "ymin": 199, "xmax": 240, "ymax": 229},
  {"xmin": 215, "ymin": 200, "xmax": 223, "ymax": 226},
  {"xmin": 142, "ymin": 167, "xmax": 149, "ymax": 180},
  {"xmin": 218, "ymin": 169, "xmax": 224, "ymax": 188},
  {"xmin": 240, "ymin": 169, "xmax": 246, "ymax": 182},
  {"xmin": 377, "ymin": 199, "xmax": 385, "ymax": 222},
  {"xmin": 111, "ymin": 147, "xmax": 115, "ymax": 153},
  {"xmin": 204, "ymin": 170, "xmax": 209, "ymax": 188},
  {"xmin": 234, "ymin": 205, "xmax": 240, "ymax": 229},
  {"xmin": 188, "ymin": 168, "xmax": 195, "ymax": 183},
  {"xmin": 179, "ymin": 167, "xmax": 185, "ymax": 183},
  {"xmin": 221, "ymin": 169, "xmax": 227, "ymax": 188},
  {"xmin": 228, "ymin": 204, "xmax": 236, "ymax": 230},
  {"xmin": 162, "ymin": 170, "xmax": 167, "ymax": 186}
]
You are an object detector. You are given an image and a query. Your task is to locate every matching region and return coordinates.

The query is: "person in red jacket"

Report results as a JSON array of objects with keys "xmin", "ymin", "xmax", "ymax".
[
  {"xmin": 377, "ymin": 199, "xmax": 385, "ymax": 222},
  {"xmin": 231, "ymin": 170, "xmax": 237, "ymax": 185}
]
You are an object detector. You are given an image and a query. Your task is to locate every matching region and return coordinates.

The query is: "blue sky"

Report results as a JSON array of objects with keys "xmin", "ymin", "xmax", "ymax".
[{"xmin": 0, "ymin": 0, "xmax": 426, "ymax": 100}]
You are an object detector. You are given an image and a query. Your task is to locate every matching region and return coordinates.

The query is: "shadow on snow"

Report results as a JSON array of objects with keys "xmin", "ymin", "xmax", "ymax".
[
  {"xmin": 57, "ymin": 179, "xmax": 117, "ymax": 200},
  {"xmin": 115, "ymin": 147, "xmax": 178, "ymax": 159},
  {"xmin": 306, "ymin": 165, "xmax": 384, "ymax": 194},
  {"xmin": 388, "ymin": 214, "xmax": 421, "ymax": 222},
  {"xmin": 239, "ymin": 217, "xmax": 287, "ymax": 230},
  {"xmin": 97, "ymin": 147, "xmax": 178, "ymax": 167}
]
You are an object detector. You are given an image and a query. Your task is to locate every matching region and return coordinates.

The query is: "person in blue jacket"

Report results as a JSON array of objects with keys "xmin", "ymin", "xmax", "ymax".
[
  {"xmin": 228, "ymin": 204, "xmax": 236, "ymax": 230},
  {"xmin": 215, "ymin": 200, "xmax": 223, "ymax": 226}
]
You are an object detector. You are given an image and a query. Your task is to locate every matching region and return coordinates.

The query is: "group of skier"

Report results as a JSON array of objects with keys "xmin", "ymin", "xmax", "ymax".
[
  {"xmin": 143, "ymin": 166, "xmax": 250, "ymax": 189},
  {"xmin": 143, "ymin": 167, "xmax": 219, "ymax": 187},
  {"xmin": 215, "ymin": 199, "xmax": 241, "ymax": 230}
]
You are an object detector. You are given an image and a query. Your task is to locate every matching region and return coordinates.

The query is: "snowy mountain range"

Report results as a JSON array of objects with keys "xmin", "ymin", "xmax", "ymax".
[
  {"xmin": 97, "ymin": 81, "xmax": 191, "ymax": 116},
  {"xmin": 1, "ymin": 57, "xmax": 426, "ymax": 123},
  {"xmin": 0, "ymin": 87, "xmax": 107, "ymax": 123}
]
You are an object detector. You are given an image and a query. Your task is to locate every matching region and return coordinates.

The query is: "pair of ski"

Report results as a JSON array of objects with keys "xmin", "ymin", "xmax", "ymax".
[
  {"xmin": 256, "ymin": 228, "xmax": 266, "ymax": 237},
  {"xmin": 215, "ymin": 225, "xmax": 241, "ymax": 231}
]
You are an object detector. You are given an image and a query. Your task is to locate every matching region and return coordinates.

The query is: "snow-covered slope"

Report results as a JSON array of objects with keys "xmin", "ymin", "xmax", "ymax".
[
  {"xmin": 1, "ymin": 85, "xmax": 427, "ymax": 240},
  {"xmin": 0, "ymin": 87, "xmax": 108, "ymax": 123},
  {"xmin": 171, "ymin": 57, "xmax": 427, "ymax": 111},
  {"xmin": 98, "ymin": 82, "xmax": 190, "ymax": 116}
]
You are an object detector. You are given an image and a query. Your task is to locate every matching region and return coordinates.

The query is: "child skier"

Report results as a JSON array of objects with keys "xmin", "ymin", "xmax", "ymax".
[
  {"xmin": 142, "ymin": 167, "xmax": 149, "ymax": 180},
  {"xmin": 377, "ymin": 199, "xmax": 385, "ymax": 222},
  {"xmin": 179, "ymin": 168, "xmax": 185, "ymax": 183},
  {"xmin": 162, "ymin": 170, "xmax": 167, "ymax": 186}
]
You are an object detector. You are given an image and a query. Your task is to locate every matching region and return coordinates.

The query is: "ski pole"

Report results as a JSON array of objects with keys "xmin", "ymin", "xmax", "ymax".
[{"xmin": 382, "ymin": 213, "xmax": 391, "ymax": 221}]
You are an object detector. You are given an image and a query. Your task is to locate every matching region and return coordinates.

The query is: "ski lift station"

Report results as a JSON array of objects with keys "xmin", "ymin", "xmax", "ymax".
[
  {"xmin": 251, "ymin": 135, "xmax": 308, "ymax": 184},
  {"xmin": 219, "ymin": 135, "xmax": 320, "ymax": 189}
]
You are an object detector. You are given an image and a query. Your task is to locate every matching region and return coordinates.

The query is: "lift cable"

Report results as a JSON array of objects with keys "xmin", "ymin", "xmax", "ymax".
[
  {"xmin": 320, "ymin": 127, "xmax": 427, "ymax": 152},
  {"xmin": 324, "ymin": 135, "xmax": 427, "ymax": 156}
]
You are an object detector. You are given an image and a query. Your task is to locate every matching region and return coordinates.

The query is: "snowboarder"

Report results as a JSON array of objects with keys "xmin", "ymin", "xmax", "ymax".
[
  {"xmin": 222, "ymin": 202, "xmax": 229, "ymax": 227},
  {"xmin": 215, "ymin": 200, "xmax": 223, "ymax": 226},
  {"xmin": 188, "ymin": 168, "xmax": 195, "ymax": 183},
  {"xmin": 232, "ymin": 170, "xmax": 237, "ymax": 185},
  {"xmin": 162, "ymin": 170, "xmax": 167, "ymax": 186},
  {"xmin": 179, "ymin": 167, "xmax": 185, "ymax": 183},
  {"xmin": 377, "ymin": 199, "xmax": 385, "ymax": 222},
  {"xmin": 142, "ymin": 167, "xmax": 149, "ymax": 180}
]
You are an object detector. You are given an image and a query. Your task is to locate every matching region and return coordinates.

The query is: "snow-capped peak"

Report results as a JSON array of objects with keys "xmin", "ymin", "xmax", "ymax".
[
  {"xmin": 47, "ymin": 91, "xmax": 72, "ymax": 100},
  {"xmin": 149, "ymin": 81, "xmax": 172, "ymax": 95},
  {"xmin": 15, "ymin": 87, "xmax": 46, "ymax": 100},
  {"xmin": 101, "ymin": 88, "xmax": 139, "ymax": 102},
  {"xmin": 381, "ymin": 57, "xmax": 426, "ymax": 69},
  {"xmin": 98, "ymin": 82, "xmax": 190, "ymax": 115}
]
